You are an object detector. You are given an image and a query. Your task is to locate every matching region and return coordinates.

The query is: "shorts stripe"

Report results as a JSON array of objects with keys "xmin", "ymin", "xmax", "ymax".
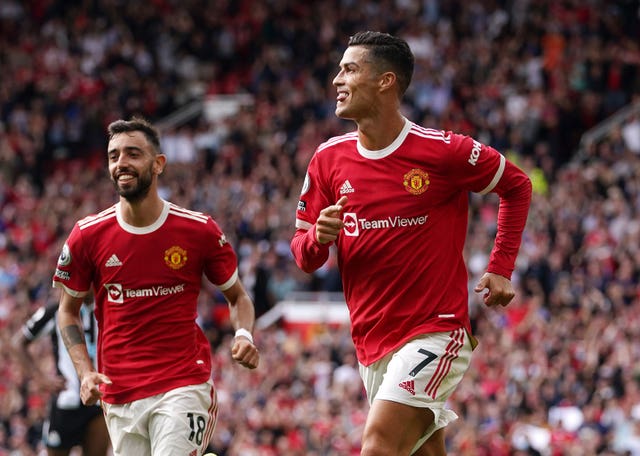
[
  {"xmin": 201, "ymin": 384, "xmax": 218, "ymax": 453},
  {"xmin": 425, "ymin": 328, "xmax": 465, "ymax": 398}
]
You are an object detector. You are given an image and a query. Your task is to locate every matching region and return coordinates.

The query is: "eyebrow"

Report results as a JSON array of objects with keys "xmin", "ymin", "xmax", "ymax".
[
  {"xmin": 339, "ymin": 61, "xmax": 361, "ymax": 69},
  {"xmin": 107, "ymin": 145, "xmax": 145, "ymax": 155}
]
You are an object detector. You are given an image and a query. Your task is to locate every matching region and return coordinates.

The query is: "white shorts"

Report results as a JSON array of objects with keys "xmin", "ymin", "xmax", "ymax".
[
  {"xmin": 102, "ymin": 381, "xmax": 217, "ymax": 456},
  {"xmin": 359, "ymin": 328, "xmax": 472, "ymax": 453}
]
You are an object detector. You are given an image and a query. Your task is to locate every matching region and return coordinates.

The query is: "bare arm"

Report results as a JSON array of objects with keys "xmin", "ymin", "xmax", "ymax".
[
  {"xmin": 221, "ymin": 279, "xmax": 259, "ymax": 369},
  {"xmin": 11, "ymin": 306, "xmax": 66, "ymax": 392},
  {"xmin": 58, "ymin": 291, "xmax": 111, "ymax": 405}
]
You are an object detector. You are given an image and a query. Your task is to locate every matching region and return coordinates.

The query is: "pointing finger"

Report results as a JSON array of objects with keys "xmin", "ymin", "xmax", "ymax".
[{"xmin": 324, "ymin": 196, "xmax": 348, "ymax": 217}]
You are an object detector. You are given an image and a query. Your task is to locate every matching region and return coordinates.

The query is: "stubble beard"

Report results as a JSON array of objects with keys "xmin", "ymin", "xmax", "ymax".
[{"xmin": 113, "ymin": 170, "xmax": 153, "ymax": 203}]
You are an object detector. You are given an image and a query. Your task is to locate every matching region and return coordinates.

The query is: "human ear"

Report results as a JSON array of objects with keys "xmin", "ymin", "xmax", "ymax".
[
  {"xmin": 155, "ymin": 154, "xmax": 167, "ymax": 175},
  {"xmin": 379, "ymin": 72, "xmax": 397, "ymax": 92}
]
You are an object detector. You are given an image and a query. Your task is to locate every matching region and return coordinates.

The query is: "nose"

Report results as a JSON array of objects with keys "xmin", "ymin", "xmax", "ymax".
[
  {"xmin": 111, "ymin": 152, "xmax": 130, "ymax": 171},
  {"xmin": 332, "ymin": 70, "xmax": 344, "ymax": 87}
]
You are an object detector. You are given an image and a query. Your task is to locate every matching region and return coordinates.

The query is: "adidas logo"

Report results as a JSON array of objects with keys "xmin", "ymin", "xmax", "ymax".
[
  {"xmin": 105, "ymin": 254, "xmax": 123, "ymax": 267},
  {"xmin": 340, "ymin": 180, "xmax": 355, "ymax": 194},
  {"xmin": 398, "ymin": 380, "xmax": 415, "ymax": 395}
]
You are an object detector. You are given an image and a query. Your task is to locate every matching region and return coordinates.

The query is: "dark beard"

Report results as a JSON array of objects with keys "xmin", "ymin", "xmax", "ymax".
[{"xmin": 113, "ymin": 171, "xmax": 153, "ymax": 203}]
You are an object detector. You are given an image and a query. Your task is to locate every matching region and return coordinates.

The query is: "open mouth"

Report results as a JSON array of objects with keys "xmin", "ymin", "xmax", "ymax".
[
  {"xmin": 116, "ymin": 173, "xmax": 136, "ymax": 184},
  {"xmin": 336, "ymin": 91, "xmax": 349, "ymax": 102}
]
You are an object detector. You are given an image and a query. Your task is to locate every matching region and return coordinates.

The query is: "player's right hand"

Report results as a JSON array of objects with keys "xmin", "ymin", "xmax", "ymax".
[
  {"xmin": 80, "ymin": 371, "xmax": 112, "ymax": 405},
  {"xmin": 231, "ymin": 337, "xmax": 260, "ymax": 369},
  {"xmin": 315, "ymin": 196, "xmax": 347, "ymax": 244}
]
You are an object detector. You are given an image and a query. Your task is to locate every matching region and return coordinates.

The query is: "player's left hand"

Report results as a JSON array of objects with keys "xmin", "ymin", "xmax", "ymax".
[
  {"xmin": 80, "ymin": 371, "xmax": 112, "ymax": 406},
  {"xmin": 474, "ymin": 272, "xmax": 515, "ymax": 307},
  {"xmin": 231, "ymin": 337, "xmax": 259, "ymax": 369}
]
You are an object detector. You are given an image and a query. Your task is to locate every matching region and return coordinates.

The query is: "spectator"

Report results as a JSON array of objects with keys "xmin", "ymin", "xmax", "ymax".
[{"xmin": 1, "ymin": 1, "xmax": 639, "ymax": 454}]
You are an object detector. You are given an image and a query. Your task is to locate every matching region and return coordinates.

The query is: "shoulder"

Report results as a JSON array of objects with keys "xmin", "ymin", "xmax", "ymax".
[
  {"xmin": 406, "ymin": 123, "xmax": 454, "ymax": 146},
  {"xmin": 406, "ymin": 124, "xmax": 489, "ymax": 160},
  {"xmin": 166, "ymin": 203, "xmax": 210, "ymax": 225},
  {"xmin": 76, "ymin": 205, "xmax": 118, "ymax": 231},
  {"xmin": 166, "ymin": 203, "xmax": 226, "ymax": 236},
  {"xmin": 316, "ymin": 131, "xmax": 358, "ymax": 154}
]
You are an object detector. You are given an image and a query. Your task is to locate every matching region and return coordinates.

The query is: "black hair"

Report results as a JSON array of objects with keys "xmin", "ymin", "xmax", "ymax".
[
  {"xmin": 107, "ymin": 117, "xmax": 161, "ymax": 153},
  {"xmin": 347, "ymin": 31, "xmax": 414, "ymax": 97}
]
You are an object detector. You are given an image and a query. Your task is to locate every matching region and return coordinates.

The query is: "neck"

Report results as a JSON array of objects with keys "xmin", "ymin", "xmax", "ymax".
[
  {"xmin": 119, "ymin": 193, "xmax": 165, "ymax": 227},
  {"xmin": 357, "ymin": 113, "xmax": 406, "ymax": 150}
]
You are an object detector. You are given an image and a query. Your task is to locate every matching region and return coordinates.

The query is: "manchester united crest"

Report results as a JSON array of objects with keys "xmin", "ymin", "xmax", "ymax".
[
  {"xmin": 164, "ymin": 246, "xmax": 188, "ymax": 270},
  {"xmin": 403, "ymin": 168, "xmax": 430, "ymax": 195}
]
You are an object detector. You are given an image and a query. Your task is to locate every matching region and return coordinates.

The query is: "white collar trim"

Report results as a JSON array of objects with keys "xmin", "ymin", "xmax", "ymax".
[
  {"xmin": 116, "ymin": 200, "xmax": 170, "ymax": 234},
  {"xmin": 357, "ymin": 117, "xmax": 411, "ymax": 159}
]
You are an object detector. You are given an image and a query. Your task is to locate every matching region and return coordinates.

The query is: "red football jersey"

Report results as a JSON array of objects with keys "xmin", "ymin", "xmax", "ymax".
[
  {"xmin": 53, "ymin": 201, "xmax": 238, "ymax": 404},
  {"xmin": 291, "ymin": 119, "xmax": 531, "ymax": 365}
]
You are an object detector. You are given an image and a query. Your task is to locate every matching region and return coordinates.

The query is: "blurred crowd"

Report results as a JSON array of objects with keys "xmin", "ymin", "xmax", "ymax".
[{"xmin": 1, "ymin": 0, "xmax": 640, "ymax": 454}]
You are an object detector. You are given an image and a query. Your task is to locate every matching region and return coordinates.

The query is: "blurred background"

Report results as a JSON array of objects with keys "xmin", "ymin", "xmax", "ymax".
[{"xmin": 1, "ymin": 0, "xmax": 639, "ymax": 455}]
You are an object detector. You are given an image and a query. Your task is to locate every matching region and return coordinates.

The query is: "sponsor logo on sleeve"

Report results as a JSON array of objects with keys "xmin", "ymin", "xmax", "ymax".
[
  {"xmin": 54, "ymin": 269, "xmax": 70, "ymax": 280},
  {"xmin": 297, "ymin": 200, "xmax": 307, "ymax": 212},
  {"xmin": 218, "ymin": 234, "xmax": 228, "ymax": 247},
  {"xmin": 300, "ymin": 172, "xmax": 310, "ymax": 196},
  {"xmin": 57, "ymin": 243, "xmax": 71, "ymax": 266},
  {"xmin": 468, "ymin": 139, "xmax": 481, "ymax": 166}
]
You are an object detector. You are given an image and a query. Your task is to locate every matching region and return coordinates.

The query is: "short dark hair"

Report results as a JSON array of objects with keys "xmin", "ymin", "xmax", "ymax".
[
  {"xmin": 107, "ymin": 117, "xmax": 161, "ymax": 153},
  {"xmin": 348, "ymin": 31, "xmax": 414, "ymax": 97}
]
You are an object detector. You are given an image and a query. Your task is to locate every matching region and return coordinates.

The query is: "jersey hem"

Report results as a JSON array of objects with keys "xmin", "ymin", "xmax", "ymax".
[
  {"xmin": 357, "ymin": 321, "xmax": 472, "ymax": 367},
  {"xmin": 101, "ymin": 373, "xmax": 212, "ymax": 405}
]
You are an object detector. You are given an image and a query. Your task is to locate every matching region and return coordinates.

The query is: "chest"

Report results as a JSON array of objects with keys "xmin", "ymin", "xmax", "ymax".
[
  {"xmin": 89, "ymin": 228, "xmax": 203, "ymax": 287},
  {"xmin": 325, "ymin": 150, "xmax": 457, "ymax": 218}
]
